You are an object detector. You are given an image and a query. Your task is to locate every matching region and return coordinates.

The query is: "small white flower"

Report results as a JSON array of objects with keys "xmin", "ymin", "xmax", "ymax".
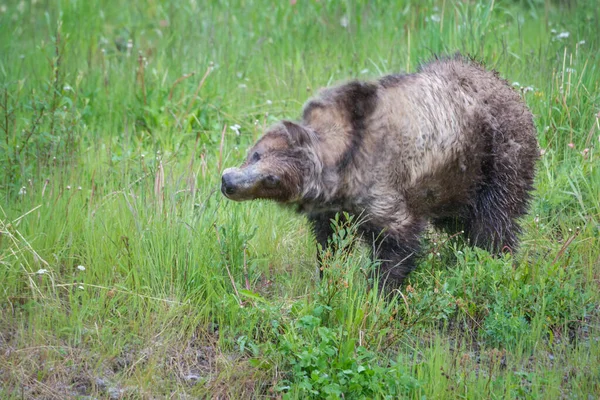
[
  {"xmin": 230, "ymin": 124, "xmax": 241, "ymax": 135},
  {"xmin": 0, "ymin": 5, "xmax": 7, "ymax": 13},
  {"xmin": 66, "ymin": 185, "xmax": 71, "ymax": 190},
  {"xmin": 340, "ymin": 15, "xmax": 349, "ymax": 28},
  {"xmin": 18, "ymin": 187, "xmax": 26, "ymax": 196},
  {"xmin": 36, "ymin": 269, "xmax": 48, "ymax": 275},
  {"xmin": 553, "ymin": 31, "xmax": 570, "ymax": 40},
  {"xmin": 77, "ymin": 265, "xmax": 86, "ymax": 271},
  {"xmin": 360, "ymin": 69, "xmax": 369, "ymax": 74},
  {"xmin": 522, "ymin": 86, "xmax": 535, "ymax": 93},
  {"xmin": 266, "ymin": 100, "xmax": 272, "ymax": 105},
  {"xmin": 512, "ymin": 82, "xmax": 520, "ymax": 87},
  {"xmin": 78, "ymin": 285, "xmax": 84, "ymax": 290},
  {"xmin": 238, "ymin": 83, "xmax": 247, "ymax": 89},
  {"xmin": 63, "ymin": 85, "xmax": 72, "ymax": 91},
  {"xmin": 566, "ymin": 68, "xmax": 576, "ymax": 73},
  {"xmin": 578, "ymin": 40, "xmax": 586, "ymax": 45}
]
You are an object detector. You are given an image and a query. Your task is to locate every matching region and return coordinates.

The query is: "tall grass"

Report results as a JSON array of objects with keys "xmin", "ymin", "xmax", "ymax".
[{"xmin": 1, "ymin": 0, "xmax": 599, "ymax": 398}]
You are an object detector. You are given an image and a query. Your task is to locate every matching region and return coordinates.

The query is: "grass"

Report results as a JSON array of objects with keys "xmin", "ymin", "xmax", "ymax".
[{"xmin": 1, "ymin": 0, "xmax": 599, "ymax": 398}]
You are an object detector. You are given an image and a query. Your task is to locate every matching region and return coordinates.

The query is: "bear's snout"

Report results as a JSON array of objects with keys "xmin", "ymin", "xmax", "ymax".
[
  {"xmin": 221, "ymin": 167, "xmax": 261, "ymax": 201},
  {"xmin": 221, "ymin": 170, "xmax": 238, "ymax": 196}
]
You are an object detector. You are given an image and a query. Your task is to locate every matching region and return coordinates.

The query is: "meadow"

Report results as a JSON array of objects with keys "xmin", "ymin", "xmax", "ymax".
[{"xmin": 1, "ymin": 0, "xmax": 599, "ymax": 398}]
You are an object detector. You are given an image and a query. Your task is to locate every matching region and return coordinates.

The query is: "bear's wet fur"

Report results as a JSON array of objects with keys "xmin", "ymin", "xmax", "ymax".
[{"xmin": 221, "ymin": 54, "xmax": 539, "ymax": 290}]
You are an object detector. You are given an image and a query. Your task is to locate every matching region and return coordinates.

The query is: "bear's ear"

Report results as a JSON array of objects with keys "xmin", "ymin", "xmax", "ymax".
[{"xmin": 282, "ymin": 120, "xmax": 313, "ymax": 147}]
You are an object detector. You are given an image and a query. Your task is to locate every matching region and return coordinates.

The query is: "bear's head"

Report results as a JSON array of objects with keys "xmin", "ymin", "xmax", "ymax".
[{"xmin": 221, "ymin": 121, "xmax": 318, "ymax": 203}]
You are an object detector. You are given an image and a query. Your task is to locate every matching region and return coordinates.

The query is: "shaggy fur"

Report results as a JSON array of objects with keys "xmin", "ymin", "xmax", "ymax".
[{"xmin": 221, "ymin": 55, "xmax": 539, "ymax": 289}]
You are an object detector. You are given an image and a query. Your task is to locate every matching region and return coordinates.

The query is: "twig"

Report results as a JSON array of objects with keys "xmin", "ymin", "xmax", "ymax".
[
  {"xmin": 54, "ymin": 283, "xmax": 185, "ymax": 305},
  {"xmin": 18, "ymin": 104, "xmax": 45, "ymax": 156},
  {"xmin": 137, "ymin": 52, "xmax": 147, "ymax": 106},
  {"xmin": 218, "ymin": 124, "xmax": 227, "ymax": 172},
  {"xmin": 214, "ymin": 224, "xmax": 242, "ymax": 306},
  {"xmin": 243, "ymin": 245, "xmax": 250, "ymax": 291},
  {"xmin": 552, "ymin": 228, "xmax": 580, "ymax": 265},
  {"xmin": 184, "ymin": 65, "xmax": 212, "ymax": 117},
  {"xmin": 168, "ymin": 72, "xmax": 195, "ymax": 101}
]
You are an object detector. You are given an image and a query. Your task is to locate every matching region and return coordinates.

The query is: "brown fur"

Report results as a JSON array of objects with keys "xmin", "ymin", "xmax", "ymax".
[{"xmin": 221, "ymin": 55, "xmax": 539, "ymax": 290}]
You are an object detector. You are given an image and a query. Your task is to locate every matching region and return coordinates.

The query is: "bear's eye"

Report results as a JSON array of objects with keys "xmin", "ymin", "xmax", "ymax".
[
  {"xmin": 251, "ymin": 152, "xmax": 261, "ymax": 162},
  {"xmin": 263, "ymin": 175, "xmax": 279, "ymax": 188}
]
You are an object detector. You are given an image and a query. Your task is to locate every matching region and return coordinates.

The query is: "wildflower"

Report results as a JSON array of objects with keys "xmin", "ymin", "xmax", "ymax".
[
  {"xmin": 360, "ymin": 69, "xmax": 369, "ymax": 74},
  {"xmin": 238, "ymin": 83, "xmax": 247, "ymax": 89},
  {"xmin": 78, "ymin": 285, "xmax": 84, "ymax": 290},
  {"xmin": 522, "ymin": 86, "xmax": 535, "ymax": 93},
  {"xmin": 18, "ymin": 186, "xmax": 26, "ymax": 196},
  {"xmin": 540, "ymin": 149, "xmax": 546, "ymax": 156},
  {"xmin": 66, "ymin": 185, "xmax": 71, "ymax": 190},
  {"xmin": 340, "ymin": 15, "xmax": 349, "ymax": 28},
  {"xmin": 581, "ymin": 148, "xmax": 589, "ymax": 158},
  {"xmin": 568, "ymin": 143, "xmax": 575, "ymax": 149},
  {"xmin": 0, "ymin": 5, "xmax": 6, "ymax": 14},
  {"xmin": 77, "ymin": 265, "xmax": 86, "ymax": 271},
  {"xmin": 63, "ymin": 85, "xmax": 72, "ymax": 91},
  {"xmin": 578, "ymin": 40, "xmax": 585, "ymax": 45},
  {"xmin": 553, "ymin": 31, "xmax": 570, "ymax": 40},
  {"xmin": 36, "ymin": 269, "xmax": 48, "ymax": 275},
  {"xmin": 266, "ymin": 100, "xmax": 272, "ymax": 105},
  {"xmin": 230, "ymin": 124, "xmax": 241, "ymax": 135}
]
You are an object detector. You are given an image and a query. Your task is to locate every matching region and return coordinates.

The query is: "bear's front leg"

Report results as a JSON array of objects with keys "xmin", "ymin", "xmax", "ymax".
[
  {"xmin": 308, "ymin": 212, "xmax": 339, "ymax": 278},
  {"xmin": 308, "ymin": 211, "xmax": 359, "ymax": 278}
]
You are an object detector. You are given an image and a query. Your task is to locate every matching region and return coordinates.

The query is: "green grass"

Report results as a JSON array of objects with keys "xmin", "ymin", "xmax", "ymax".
[{"xmin": 1, "ymin": 0, "xmax": 599, "ymax": 398}]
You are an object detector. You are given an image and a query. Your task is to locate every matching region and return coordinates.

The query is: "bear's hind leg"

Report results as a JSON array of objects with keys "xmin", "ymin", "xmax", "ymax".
[{"xmin": 465, "ymin": 186, "xmax": 523, "ymax": 254}]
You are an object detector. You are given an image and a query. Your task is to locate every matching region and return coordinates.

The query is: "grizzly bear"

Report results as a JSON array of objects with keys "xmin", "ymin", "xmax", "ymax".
[{"xmin": 221, "ymin": 55, "xmax": 538, "ymax": 289}]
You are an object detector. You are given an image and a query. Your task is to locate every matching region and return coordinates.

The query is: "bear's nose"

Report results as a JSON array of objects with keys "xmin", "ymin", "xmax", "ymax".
[{"xmin": 221, "ymin": 173, "xmax": 236, "ymax": 196}]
